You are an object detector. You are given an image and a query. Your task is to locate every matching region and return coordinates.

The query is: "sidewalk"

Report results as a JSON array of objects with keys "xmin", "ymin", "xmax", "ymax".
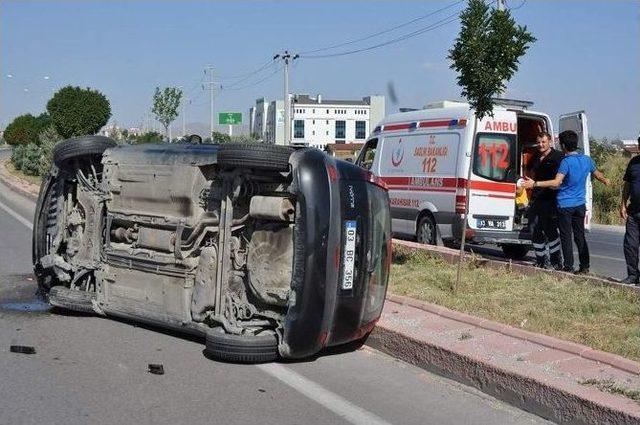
[{"xmin": 371, "ymin": 294, "xmax": 640, "ymax": 425}]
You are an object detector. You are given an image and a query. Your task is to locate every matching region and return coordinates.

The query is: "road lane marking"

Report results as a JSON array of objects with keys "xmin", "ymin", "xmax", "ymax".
[
  {"xmin": 0, "ymin": 199, "xmax": 33, "ymax": 230},
  {"xmin": 257, "ymin": 363, "xmax": 392, "ymax": 425}
]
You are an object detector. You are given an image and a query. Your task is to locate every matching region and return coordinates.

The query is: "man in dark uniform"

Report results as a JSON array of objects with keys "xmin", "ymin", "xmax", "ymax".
[
  {"xmin": 619, "ymin": 135, "xmax": 640, "ymax": 285},
  {"xmin": 526, "ymin": 132, "xmax": 564, "ymax": 268}
]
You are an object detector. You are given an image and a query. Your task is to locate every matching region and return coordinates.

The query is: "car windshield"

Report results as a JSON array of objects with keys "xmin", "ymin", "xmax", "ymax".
[
  {"xmin": 356, "ymin": 138, "xmax": 378, "ymax": 170},
  {"xmin": 473, "ymin": 133, "xmax": 516, "ymax": 182}
]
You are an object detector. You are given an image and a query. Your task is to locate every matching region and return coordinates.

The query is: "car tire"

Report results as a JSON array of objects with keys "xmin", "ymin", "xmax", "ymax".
[
  {"xmin": 501, "ymin": 244, "xmax": 530, "ymax": 260},
  {"xmin": 32, "ymin": 171, "xmax": 61, "ymax": 295},
  {"xmin": 48, "ymin": 286, "xmax": 95, "ymax": 314},
  {"xmin": 204, "ymin": 327, "xmax": 278, "ymax": 363},
  {"xmin": 52, "ymin": 135, "xmax": 117, "ymax": 168},
  {"xmin": 217, "ymin": 143, "xmax": 293, "ymax": 171},
  {"xmin": 416, "ymin": 214, "xmax": 437, "ymax": 245}
]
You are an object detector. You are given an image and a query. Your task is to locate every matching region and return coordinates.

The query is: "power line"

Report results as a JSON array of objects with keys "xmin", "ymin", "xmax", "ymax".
[
  {"xmin": 217, "ymin": 59, "xmax": 277, "ymax": 81},
  {"xmin": 299, "ymin": 0, "xmax": 465, "ymax": 55},
  {"xmin": 221, "ymin": 64, "xmax": 283, "ymax": 91},
  {"xmin": 300, "ymin": 12, "xmax": 461, "ymax": 59}
]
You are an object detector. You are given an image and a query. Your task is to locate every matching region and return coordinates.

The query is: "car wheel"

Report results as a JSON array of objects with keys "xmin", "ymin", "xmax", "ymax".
[
  {"xmin": 501, "ymin": 244, "xmax": 530, "ymax": 260},
  {"xmin": 32, "ymin": 171, "xmax": 61, "ymax": 295},
  {"xmin": 416, "ymin": 214, "xmax": 437, "ymax": 245},
  {"xmin": 52, "ymin": 135, "xmax": 117, "ymax": 168},
  {"xmin": 204, "ymin": 327, "xmax": 278, "ymax": 363},
  {"xmin": 217, "ymin": 143, "xmax": 293, "ymax": 172}
]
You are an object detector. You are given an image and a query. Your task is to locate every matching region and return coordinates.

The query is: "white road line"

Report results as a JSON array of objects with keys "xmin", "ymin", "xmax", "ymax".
[
  {"xmin": 0, "ymin": 198, "xmax": 33, "ymax": 230},
  {"xmin": 257, "ymin": 363, "xmax": 392, "ymax": 425}
]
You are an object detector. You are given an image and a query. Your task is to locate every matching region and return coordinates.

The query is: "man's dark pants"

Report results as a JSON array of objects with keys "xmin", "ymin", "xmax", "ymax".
[
  {"xmin": 623, "ymin": 212, "xmax": 640, "ymax": 281},
  {"xmin": 528, "ymin": 199, "xmax": 563, "ymax": 267},
  {"xmin": 557, "ymin": 204, "xmax": 589, "ymax": 270}
]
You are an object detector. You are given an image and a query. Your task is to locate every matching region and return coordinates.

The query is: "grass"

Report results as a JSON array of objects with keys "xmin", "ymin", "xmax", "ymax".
[
  {"xmin": 389, "ymin": 246, "xmax": 640, "ymax": 362},
  {"xmin": 580, "ymin": 379, "xmax": 640, "ymax": 404},
  {"xmin": 4, "ymin": 159, "xmax": 42, "ymax": 186}
]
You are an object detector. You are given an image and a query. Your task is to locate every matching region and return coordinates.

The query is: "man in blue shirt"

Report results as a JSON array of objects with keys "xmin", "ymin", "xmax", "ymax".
[
  {"xmin": 523, "ymin": 130, "xmax": 609, "ymax": 274},
  {"xmin": 619, "ymin": 135, "xmax": 640, "ymax": 285}
]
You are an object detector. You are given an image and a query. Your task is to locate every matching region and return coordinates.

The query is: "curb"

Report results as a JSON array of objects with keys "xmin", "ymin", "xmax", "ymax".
[
  {"xmin": 392, "ymin": 238, "xmax": 640, "ymax": 294},
  {"xmin": 385, "ymin": 293, "xmax": 640, "ymax": 375},
  {"xmin": 0, "ymin": 159, "xmax": 39, "ymax": 201},
  {"xmin": 368, "ymin": 321, "xmax": 640, "ymax": 425}
]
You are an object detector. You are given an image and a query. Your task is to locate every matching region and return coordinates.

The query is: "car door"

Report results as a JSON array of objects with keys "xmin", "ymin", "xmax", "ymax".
[{"xmin": 559, "ymin": 111, "xmax": 592, "ymax": 231}]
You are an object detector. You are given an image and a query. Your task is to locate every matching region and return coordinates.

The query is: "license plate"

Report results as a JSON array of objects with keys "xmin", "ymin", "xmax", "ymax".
[
  {"xmin": 477, "ymin": 219, "xmax": 506, "ymax": 229},
  {"xmin": 342, "ymin": 220, "xmax": 357, "ymax": 290}
]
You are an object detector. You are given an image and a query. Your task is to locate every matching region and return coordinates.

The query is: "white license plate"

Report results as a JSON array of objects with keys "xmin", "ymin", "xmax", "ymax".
[
  {"xmin": 477, "ymin": 219, "xmax": 506, "ymax": 229},
  {"xmin": 342, "ymin": 220, "xmax": 357, "ymax": 290}
]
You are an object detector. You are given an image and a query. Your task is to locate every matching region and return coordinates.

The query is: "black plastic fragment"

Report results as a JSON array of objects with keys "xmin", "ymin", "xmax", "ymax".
[
  {"xmin": 10, "ymin": 345, "xmax": 36, "ymax": 355},
  {"xmin": 148, "ymin": 364, "xmax": 164, "ymax": 375}
]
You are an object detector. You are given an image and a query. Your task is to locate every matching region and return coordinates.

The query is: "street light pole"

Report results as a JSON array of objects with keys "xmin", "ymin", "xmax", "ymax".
[{"xmin": 204, "ymin": 66, "xmax": 215, "ymax": 139}]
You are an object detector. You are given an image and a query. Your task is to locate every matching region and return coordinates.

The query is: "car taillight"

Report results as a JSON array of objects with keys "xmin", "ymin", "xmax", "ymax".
[
  {"xmin": 327, "ymin": 164, "xmax": 339, "ymax": 182},
  {"xmin": 455, "ymin": 195, "xmax": 466, "ymax": 214},
  {"xmin": 365, "ymin": 171, "xmax": 388, "ymax": 191}
]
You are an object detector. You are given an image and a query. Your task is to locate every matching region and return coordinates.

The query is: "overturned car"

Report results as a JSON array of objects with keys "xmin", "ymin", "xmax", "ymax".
[{"xmin": 32, "ymin": 136, "xmax": 391, "ymax": 362}]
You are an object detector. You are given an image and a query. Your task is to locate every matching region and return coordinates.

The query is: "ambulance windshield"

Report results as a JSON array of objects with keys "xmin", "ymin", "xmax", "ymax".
[{"xmin": 473, "ymin": 133, "xmax": 515, "ymax": 182}]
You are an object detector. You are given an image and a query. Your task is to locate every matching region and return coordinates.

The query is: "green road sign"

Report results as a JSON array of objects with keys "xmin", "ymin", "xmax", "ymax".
[{"xmin": 218, "ymin": 112, "xmax": 242, "ymax": 125}]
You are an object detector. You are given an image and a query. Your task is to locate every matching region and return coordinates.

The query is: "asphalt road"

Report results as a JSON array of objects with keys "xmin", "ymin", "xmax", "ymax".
[
  {"xmin": 466, "ymin": 225, "xmax": 626, "ymax": 281},
  {"xmin": 0, "ymin": 168, "xmax": 549, "ymax": 424}
]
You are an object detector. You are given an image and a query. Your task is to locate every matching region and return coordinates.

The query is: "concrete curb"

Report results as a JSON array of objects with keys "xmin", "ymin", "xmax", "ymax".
[
  {"xmin": 392, "ymin": 238, "xmax": 640, "ymax": 294},
  {"xmin": 0, "ymin": 159, "xmax": 39, "ymax": 201},
  {"xmin": 385, "ymin": 293, "xmax": 640, "ymax": 375},
  {"xmin": 368, "ymin": 321, "xmax": 640, "ymax": 425}
]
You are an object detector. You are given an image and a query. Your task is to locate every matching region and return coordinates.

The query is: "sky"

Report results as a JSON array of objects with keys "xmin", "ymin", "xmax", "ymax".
[{"xmin": 1, "ymin": 0, "xmax": 638, "ymax": 139}]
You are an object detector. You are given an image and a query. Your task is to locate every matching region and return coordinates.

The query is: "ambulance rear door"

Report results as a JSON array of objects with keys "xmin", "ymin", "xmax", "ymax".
[
  {"xmin": 559, "ymin": 111, "xmax": 592, "ymax": 230},
  {"xmin": 467, "ymin": 112, "xmax": 518, "ymax": 232}
]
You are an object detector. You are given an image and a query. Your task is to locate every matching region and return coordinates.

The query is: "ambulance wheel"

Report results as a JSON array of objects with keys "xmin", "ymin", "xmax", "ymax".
[
  {"xmin": 501, "ymin": 244, "xmax": 530, "ymax": 261},
  {"xmin": 417, "ymin": 214, "xmax": 437, "ymax": 245}
]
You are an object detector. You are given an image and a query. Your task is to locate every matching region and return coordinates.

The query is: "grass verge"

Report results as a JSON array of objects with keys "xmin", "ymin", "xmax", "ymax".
[
  {"xmin": 3, "ymin": 159, "xmax": 42, "ymax": 186},
  {"xmin": 580, "ymin": 379, "xmax": 640, "ymax": 404},
  {"xmin": 389, "ymin": 246, "xmax": 640, "ymax": 362}
]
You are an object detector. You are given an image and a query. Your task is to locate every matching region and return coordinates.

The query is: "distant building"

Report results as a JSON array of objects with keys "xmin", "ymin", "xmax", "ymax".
[
  {"xmin": 251, "ymin": 94, "xmax": 385, "ymax": 148},
  {"xmin": 622, "ymin": 139, "xmax": 639, "ymax": 155}
]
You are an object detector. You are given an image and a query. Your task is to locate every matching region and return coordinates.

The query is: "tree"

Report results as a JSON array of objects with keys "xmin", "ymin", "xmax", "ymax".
[
  {"xmin": 152, "ymin": 87, "xmax": 182, "ymax": 140},
  {"xmin": 449, "ymin": 0, "xmax": 536, "ymax": 289},
  {"xmin": 131, "ymin": 131, "xmax": 163, "ymax": 144},
  {"xmin": 3, "ymin": 113, "xmax": 50, "ymax": 145},
  {"xmin": 46, "ymin": 86, "xmax": 111, "ymax": 138},
  {"xmin": 449, "ymin": 0, "xmax": 536, "ymax": 119}
]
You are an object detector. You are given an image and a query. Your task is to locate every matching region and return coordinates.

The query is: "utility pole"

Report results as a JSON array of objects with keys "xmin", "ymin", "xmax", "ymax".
[
  {"xmin": 204, "ymin": 66, "xmax": 216, "ymax": 139},
  {"xmin": 274, "ymin": 51, "xmax": 299, "ymax": 145}
]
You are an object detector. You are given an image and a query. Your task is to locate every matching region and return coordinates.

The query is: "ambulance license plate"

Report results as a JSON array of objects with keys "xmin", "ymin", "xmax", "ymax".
[
  {"xmin": 477, "ymin": 219, "xmax": 506, "ymax": 229},
  {"xmin": 342, "ymin": 220, "xmax": 357, "ymax": 290}
]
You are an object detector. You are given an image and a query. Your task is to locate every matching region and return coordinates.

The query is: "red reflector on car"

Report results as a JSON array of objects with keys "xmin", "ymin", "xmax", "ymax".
[
  {"xmin": 327, "ymin": 164, "xmax": 339, "ymax": 182},
  {"xmin": 366, "ymin": 171, "xmax": 388, "ymax": 190}
]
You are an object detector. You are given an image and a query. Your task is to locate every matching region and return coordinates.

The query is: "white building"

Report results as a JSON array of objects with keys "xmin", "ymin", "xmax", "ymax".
[{"xmin": 251, "ymin": 94, "xmax": 385, "ymax": 148}]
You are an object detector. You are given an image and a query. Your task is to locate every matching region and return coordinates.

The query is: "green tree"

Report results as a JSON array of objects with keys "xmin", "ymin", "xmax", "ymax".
[
  {"xmin": 3, "ymin": 113, "xmax": 50, "ymax": 145},
  {"xmin": 449, "ymin": 0, "xmax": 536, "ymax": 119},
  {"xmin": 46, "ymin": 86, "xmax": 111, "ymax": 138},
  {"xmin": 152, "ymin": 87, "xmax": 182, "ymax": 140},
  {"xmin": 449, "ymin": 0, "xmax": 536, "ymax": 289},
  {"xmin": 37, "ymin": 124, "xmax": 63, "ymax": 175},
  {"xmin": 132, "ymin": 131, "xmax": 163, "ymax": 144}
]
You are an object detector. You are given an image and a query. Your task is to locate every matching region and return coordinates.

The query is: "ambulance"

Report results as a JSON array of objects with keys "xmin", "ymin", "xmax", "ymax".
[{"xmin": 355, "ymin": 99, "xmax": 591, "ymax": 259}]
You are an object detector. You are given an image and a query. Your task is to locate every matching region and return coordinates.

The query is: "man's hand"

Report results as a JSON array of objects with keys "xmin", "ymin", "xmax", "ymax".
[
  {"xmin": 621, "ymin": 204, "xmax": 628, "ymax": 221},
  {"xmin": 522, "ymin": 177, "xmax": 535, "ymax": 189}
]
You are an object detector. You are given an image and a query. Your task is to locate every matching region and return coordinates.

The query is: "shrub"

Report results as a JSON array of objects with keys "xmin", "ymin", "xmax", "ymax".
[
  {"xmin": 46, "ymin": 86, "xmax": 111, "ymax": 138},
  {"xmin": 13, "ymin": 143, "xmax": 45, "ymax": 176},
  {"xmin": 131, "ymin": 131, "xmax": 163, "ymax": 144},
  {"xmin": 4, "ymin": 113, "xmax": 50, "ymax": 145},
  {"xmin": 593, "ymin": 152, "xmax": 627, "ymax": 225},
  {"xmin": 37, "ymin": 125, "xmax": 63, "ymax": 175}
]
